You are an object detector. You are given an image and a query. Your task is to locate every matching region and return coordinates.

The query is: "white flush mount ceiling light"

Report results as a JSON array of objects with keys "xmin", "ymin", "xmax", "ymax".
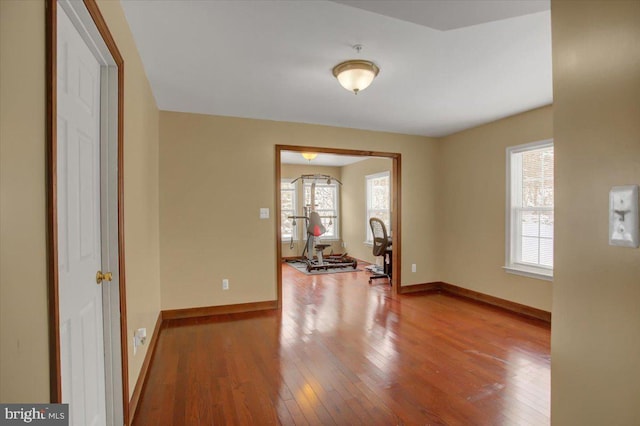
[{"xmin": 332, "ymin": 45, "xmax": 379, "ymax": 95}]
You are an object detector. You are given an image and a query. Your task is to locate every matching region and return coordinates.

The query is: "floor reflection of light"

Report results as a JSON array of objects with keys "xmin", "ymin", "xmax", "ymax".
[
  {"xmin": 298, "ymin": 383, "xmax": 317, "ymax": 405},
  {"xmin": 280, "ymin": 275, "xmax": 341, "ymax": 348},
  {"xmin": 363, "ymin": 293, "xmax": 398, "ymax": 376},
  {"xmin": 280, "ymin": 264, "xmax": 400, "ymax": 376},
  {"xmin": 503, "ymin": 348, "xmax": 551, "ymax": 422}
]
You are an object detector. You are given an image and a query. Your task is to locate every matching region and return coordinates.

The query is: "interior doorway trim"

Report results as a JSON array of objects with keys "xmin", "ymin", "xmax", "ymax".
[
  {"xmin": 46, "ymin": 0, "xmax": 129, "ymax": 423},
  {"xmin": 275, "ymin": 145, "xmax": 402, "ymax": 306}
]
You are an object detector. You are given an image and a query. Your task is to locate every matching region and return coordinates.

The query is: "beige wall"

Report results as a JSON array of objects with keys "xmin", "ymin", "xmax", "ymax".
[
  {"xmin": 341, "ymin": 158, "xmax": 392, "ymax": 264},
  {"xmin": 551, "ymin": 1, "xmax": 640, "ymax": 424},
  {"xmin": 439, "ymin": 106, "xmax": 553, "ymax": 311},
  {"xmin": 0, "ymin": 0, "xmax": 50, "ymax": 403},
  {"xmin": 159, "ymin": 111, "xmax": 440, "ymax": 310},
  {"xmin": 0, "ymin": 0, "xmax": 161, "ymax": 402},
  {"xmin": 280, "ymin": 164, "xmax": 342, "ymax": 258},
  {"xmin": 96, "ymin": 0, "xmax": 161, "ymax": 398}
]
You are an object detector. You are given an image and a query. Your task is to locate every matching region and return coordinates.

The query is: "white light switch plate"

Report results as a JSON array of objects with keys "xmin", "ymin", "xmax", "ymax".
[
  {"xmin": 260, "ymin": 207, "xmax": 270, "ymax": 219},
  {"xmin": 609, "ymin": 185, "xmax": 639, "ymax": 248}
]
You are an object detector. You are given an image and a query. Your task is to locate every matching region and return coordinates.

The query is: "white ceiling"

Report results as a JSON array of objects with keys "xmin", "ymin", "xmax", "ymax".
[
  {"xmin": 332, "ymin": 1, "xmax": 550, "ymax": 31},
  {"xmin": 121, "ymin": 0, "xmax": 552, "ymax": 138}
]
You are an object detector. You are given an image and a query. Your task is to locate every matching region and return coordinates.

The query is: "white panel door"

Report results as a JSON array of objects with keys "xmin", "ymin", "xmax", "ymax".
[{"xmin": 57, "ymin": 6, "xmax": 106, "ymax": 426}]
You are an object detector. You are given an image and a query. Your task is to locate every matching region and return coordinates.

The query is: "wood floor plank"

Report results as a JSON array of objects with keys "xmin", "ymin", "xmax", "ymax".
[
  {"xmin": 283, "ymin": 399, "xmax": 308, "ymax": 426},
  {"xmin": 133, "ymin": 263, "xmax": 550, "ymax": 425}
]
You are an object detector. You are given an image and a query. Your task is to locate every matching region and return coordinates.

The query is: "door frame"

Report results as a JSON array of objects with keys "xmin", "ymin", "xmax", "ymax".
[
  {"xmin": 46, "ymin": 0, "xmax": 129, "ymax": 424},
  {"xmin": 275, "ymin": 145, "xmax": 402, "ymax": 305}
]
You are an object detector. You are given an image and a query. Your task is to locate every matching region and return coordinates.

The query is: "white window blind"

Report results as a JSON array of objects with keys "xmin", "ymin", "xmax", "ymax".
[
  {"xmin": 506, "ymin": 140, "xmax": 554, "ymax": 280},
  {"xmin": 366, "ymin": 171, "xmax": 390, "ymax": 243},
  {"xmin": 280, "ymin": 179, "xmax": 296, "ymax": 240}
]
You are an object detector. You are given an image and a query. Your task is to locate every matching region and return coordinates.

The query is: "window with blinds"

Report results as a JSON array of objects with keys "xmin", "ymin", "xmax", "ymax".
[
  {"xmin": 366, "ymin": 171, "xmax": 391, "ymax": 243},
  {"xmin": 303, "ymin": 182, "xmax": 339, "ymax": 239},
  {"xmin": 505, "ymin": 140, "xmax": 554, "ymax": 280}
]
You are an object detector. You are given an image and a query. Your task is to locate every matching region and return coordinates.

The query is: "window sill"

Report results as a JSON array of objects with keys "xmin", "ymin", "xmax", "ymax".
[
  {"xmin": 503, "ymin": 265, "xmax": 553, "ymax": 282},
  {"xmin": 363, "ymin": 241, "xmax": 373, "ymax": 247}
]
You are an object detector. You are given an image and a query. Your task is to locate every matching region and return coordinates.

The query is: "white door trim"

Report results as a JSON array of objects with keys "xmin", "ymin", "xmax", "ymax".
[{"xmin": 47, "ymin": 0, "xmax": 128, "ymax": 424}]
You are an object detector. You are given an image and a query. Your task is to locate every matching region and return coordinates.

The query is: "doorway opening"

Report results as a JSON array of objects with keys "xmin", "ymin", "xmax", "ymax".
[{"xmin": 275, "ymin": 145, "xmax": 402, "ymax": 307}]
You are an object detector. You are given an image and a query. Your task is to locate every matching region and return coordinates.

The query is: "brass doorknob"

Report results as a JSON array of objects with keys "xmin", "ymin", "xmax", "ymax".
[{"xmin": 96, "ymin": 270, "xmax": 113, "ymax": 285}]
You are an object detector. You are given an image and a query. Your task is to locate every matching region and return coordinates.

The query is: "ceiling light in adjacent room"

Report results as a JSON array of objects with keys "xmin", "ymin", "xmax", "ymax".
[{"xmin": 301, "ymin": 152, "xmax": 318, "ymax": 161}]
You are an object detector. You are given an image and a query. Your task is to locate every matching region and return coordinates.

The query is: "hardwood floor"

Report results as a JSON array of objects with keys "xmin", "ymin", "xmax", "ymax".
[{"xmin": 133, "ymin": 264, "xmax": 550, "ymax": 425}]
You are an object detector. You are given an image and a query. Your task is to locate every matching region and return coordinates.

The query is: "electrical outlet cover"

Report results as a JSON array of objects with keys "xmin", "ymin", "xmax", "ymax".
[{"xmin": 609, "ymin": 185, "xmax": 639, "ymax": 248}]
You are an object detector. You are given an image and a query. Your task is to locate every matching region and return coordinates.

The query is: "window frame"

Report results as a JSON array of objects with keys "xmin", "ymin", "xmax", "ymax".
[
  {"xmin": 365, "ymin": 171, "xmax": 391, "ymax": 245},
  {"xmin": 504, "ymin": 139, "xmax": 554, "ymax": 281}
]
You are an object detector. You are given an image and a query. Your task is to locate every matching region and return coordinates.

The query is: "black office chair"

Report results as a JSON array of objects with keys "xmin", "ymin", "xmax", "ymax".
[{"xmin": 369, "ymin": 217, "xmax": 392, "ymax": 285}]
